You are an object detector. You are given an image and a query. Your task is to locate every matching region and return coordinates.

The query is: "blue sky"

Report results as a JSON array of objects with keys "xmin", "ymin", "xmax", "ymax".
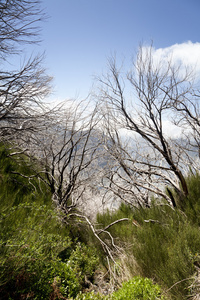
[{"xmin": 39, "ymin": 0, "xmax": 200, "ymax": 101}]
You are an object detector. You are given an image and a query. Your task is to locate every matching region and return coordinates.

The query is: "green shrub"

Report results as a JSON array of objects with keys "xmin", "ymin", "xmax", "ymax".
[
  {"xmin": 0, "ymin": 144, "xmax": 99, "ymax": 299},
  {"xmin": 69, "ymin": 242, "xmax": 99, "ymax": 283},
  {"xmin": 110, "ymin": 276, "xmax": 166, "ymax": 300},
  {"xmin": 0, "ymin": 203, "xmax": 99, "ymax": 299},
  {"xmin": 72, "ymin": 277, "xmax": 166, "ymax": 300},
  {"xmin": 73, "ymin": 291, "xmax": 106, "ymax": 300},
  {"xmin": 0, "ymin": 204, "xmax": 71, "ymax": 299}
]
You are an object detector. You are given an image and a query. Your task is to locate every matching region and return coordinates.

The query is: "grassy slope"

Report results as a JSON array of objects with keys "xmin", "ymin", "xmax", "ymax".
[
  {"xmin": 97, "ymin": 173, "xmax": 200, "ymax": 299},
  {"xmin": 2, "ymin": 142, "xmax": 199, "ymax": 299}
]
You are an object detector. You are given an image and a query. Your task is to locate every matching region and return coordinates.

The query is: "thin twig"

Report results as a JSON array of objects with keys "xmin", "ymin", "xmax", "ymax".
[{"xmin": 166, "ymin": 277, "xmax": 191, "ymax": 292}]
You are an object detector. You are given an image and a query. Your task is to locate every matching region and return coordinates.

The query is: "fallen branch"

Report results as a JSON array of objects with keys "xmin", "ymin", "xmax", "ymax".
[
  {"xmin": 67, "ymin": 213, "xmax": 118, "ymax": 263},
  {"xmin": 98, "ymin": 218, "xmax": 130, "ymax": 235},
  {"xmin": 166, "ymin": 277, "xmax": 191, "ymax": 292}
]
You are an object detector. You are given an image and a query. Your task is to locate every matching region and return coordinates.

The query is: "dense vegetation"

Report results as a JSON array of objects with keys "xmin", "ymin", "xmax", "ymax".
[
  {"xmin": 0, "ymin": 144, "xmax": 101, "ymax": 299},
  {"xmin": 1, "ymin": 143, "xmax": 200, "ymax": 299},
  {"xmin": 97, "ymin": 185, "xmax": 200, "ymax": 300}
]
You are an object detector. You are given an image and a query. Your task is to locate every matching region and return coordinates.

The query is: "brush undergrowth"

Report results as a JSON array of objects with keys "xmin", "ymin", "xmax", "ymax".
[
  {"xmin": 1, "ymin": 142, "xmax": 200, "ymax": 299},
  {"xmin": 0, "ymin": 144, "xmax": 99, "ymax": 299},
  {"xmin": 72, "ymin": 276, "xmax": 166, "ymax": 300},
  {"xmin": 97, "ymin": 173, "xmax": 200, "ymax": 299}
]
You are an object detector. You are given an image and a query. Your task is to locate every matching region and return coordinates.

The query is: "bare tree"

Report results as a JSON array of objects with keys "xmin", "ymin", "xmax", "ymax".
[
  {"xmin": 97, "ymin": 45, "xmax": 198, "ymax": 208},
  {"xmin": 0, "ymin": 0, "xmax": 46, "ymax": 58},
  {"xmin": 0, "ymin": 55, "xmax": 51, "ymax": 139},
  {"xmin": 25, "ymin": 100, "xmax": 103, "ymax": 214},
  {"xmin": 171, "ymin": 89, "xmax": 200, "ymax": 163},
  {"xmin": 0, "ymin": 0, "xmax": 52, "ymax": 142}
]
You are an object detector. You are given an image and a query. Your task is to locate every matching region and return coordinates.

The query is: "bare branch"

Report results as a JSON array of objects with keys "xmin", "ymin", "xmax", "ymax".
[
  {"xmin": 97, "ymin": 44, "xmax": 198, "ymax": 208},
  {"xmin": 97, "ymin": 218, "xmax": 130, "ymax": 235}
]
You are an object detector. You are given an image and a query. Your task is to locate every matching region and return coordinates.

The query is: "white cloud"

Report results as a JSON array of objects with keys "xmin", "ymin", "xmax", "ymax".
[
  {"xmin": 119, "ymin": 120, "xmax": 185, "ymax": 140},
  {"xmin": 150, "ymin": 41, "xmax": 200, "ymax": 78},
  {"xmin": 162, "ymin": 120, "xmax": 184, "ymax": 139}
]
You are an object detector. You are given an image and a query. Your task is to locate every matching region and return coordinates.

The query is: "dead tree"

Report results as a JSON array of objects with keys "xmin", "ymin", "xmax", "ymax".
[
  {"xmin": 0, "ymin": 0, "xmax": 46, "ymax": 58},
  {"xmin": 171, "ymin": 90, "xmax": 200, "ymax": 166},
  {"xmin": 28, "ymin": 100, "xmax": 103, "ymax": 214},
  {"xmin": 0, "ymin": 55, "xmax": 52, "ymax": 140},
  {"xmin": 0, "ymin": 0, "xmax": 52, "ymax": 142},
  {"xmin": 97, "ymin": 46, "xmax": 197, "ymax": 208}
]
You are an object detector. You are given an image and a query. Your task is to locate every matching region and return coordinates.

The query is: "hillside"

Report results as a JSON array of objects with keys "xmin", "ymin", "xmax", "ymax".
[{"xmin": 1, "ymin": 142, "xmax": 200, "ymax": 299}]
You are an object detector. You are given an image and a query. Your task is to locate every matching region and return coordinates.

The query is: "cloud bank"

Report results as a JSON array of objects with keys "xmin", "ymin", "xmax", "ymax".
[{"xmin": 150, "ymin": 41, "xmax": 200, "ymax": 76}]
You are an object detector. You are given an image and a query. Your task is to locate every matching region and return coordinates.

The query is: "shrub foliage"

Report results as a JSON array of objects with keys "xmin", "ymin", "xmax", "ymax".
[{"xmin": 1, "ymin": 142, "xmax": 200, "ymax": 299}]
